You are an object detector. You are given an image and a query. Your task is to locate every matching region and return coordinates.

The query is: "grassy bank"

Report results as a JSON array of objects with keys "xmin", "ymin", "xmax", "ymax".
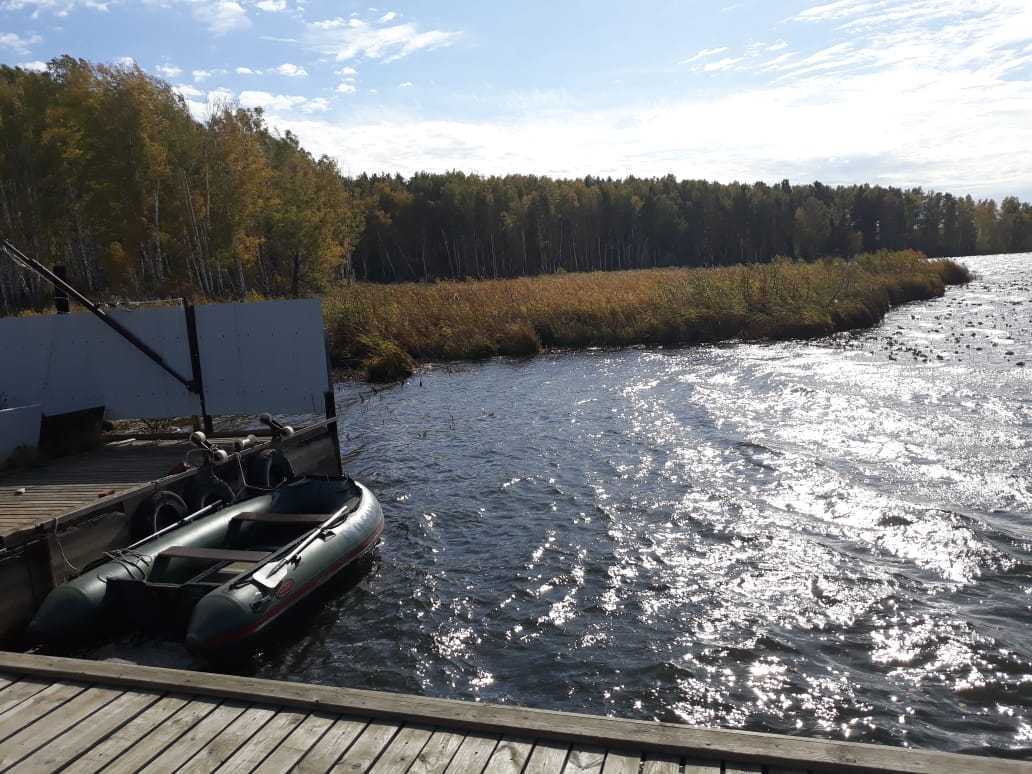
[{"xmin": 323, "ymin": 250, "xmax": 972, "ymax": 381}]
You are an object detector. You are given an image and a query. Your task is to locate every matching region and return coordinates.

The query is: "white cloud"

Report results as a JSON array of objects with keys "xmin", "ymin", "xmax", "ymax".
[
  {"xmin": 114, "ymin": 55, "xmax": 135, "ymax": 67},
  {"xmin": 306, "ymin": 16, "xmax": 462, "ymax": 62},
  {"xmin": 255, "ymin": 0, "xmax": 1032, "ymax": 201},
  {"xmin": 336, "ymin": 81, "xmax": 357, "ymax": 94},
  {"xmin": 173, "ymin": 83, "xmax": 203, "ymax": 99},
  {"xmin": 16, "ymin": 59, "xmax": 46, "ymax": 71},
  {"xmin": 155, "ymin": 64, "xmax": 182, "ymax": 78},
  {"xmin": 238, "ymin": 89, "xmax": 329, "ymax": 114},
  {"xmin": 703, "ymin": 56, "xmax": 743, "ymax": 72},
  {"xmin": 235, "ymin": 66, "xmax": 260, "ymax": 75},
  {"xmin": 255, "ymin": 0, "xmax": 285, "ymax": 10},
  {"xmin": 335, "ymin": 65, "xmax": 357, "ymax": 77},
  {"xmin": 189, "ymin": 0, "xmax": 249, "ymax": 34},
  {"xmin": 1, "ymin": 0, "xmax": 115, "ymax": 15},
  {"xmin": 378, "ymin": 10, "xmax": 397, "ymax": 23},
  {"xmin": 273, "ymin": 62, "xmax": 307, "ymax": 77},
  {"xmin": 303, "ymin": 97, "xmax": 329, "ymax": 113},
  {"xmin": 0, "ymin": 31, "xmax": 41, "ymax": 55},
  {"xmin": 398, "ymin": 81, "xmax": 413, "ymax": 88},
  {"xmin": 193, "ymin": 69, "xmax": 213, "ymax": 81},
  {"xmin": 678, "ymin": 46, "xmax": 728, "ymax": 65}
]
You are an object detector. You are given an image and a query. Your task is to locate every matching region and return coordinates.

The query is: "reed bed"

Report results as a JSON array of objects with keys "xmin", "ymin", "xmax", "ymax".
[{"xmin": 322, "ymin": 250, "xmax": 972, "ymax": 381}]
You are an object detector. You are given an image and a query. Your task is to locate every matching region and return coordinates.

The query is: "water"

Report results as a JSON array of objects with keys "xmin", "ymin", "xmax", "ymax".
[{"xmin": 112, "ymin": 255, "xmax": 1032, "ymax": 756}]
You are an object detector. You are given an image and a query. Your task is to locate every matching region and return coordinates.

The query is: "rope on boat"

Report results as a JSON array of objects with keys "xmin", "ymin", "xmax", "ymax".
[{"xmin": 49, "ymin": 519, "xmax": 79, "ymax": 575}]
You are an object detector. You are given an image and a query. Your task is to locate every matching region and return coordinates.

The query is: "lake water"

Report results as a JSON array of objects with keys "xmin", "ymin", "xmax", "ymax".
[{"xmin": 113, "ymin": 254, "xmax": 1032, "ymax": 757}]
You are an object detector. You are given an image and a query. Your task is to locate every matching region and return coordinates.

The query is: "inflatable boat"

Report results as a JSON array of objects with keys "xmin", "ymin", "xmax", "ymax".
[{"xmin": 29, "ymin": 475, "xmax": 383, "ymax": 656}]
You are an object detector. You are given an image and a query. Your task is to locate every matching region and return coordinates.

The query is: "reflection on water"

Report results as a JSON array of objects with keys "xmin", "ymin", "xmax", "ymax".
[{"xmin": 131, "ymin": 255, "xmax": 1032, "ymax": 756}]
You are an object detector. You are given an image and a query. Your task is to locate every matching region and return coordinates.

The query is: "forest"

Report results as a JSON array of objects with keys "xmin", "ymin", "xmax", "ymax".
[{"xmin": 1, "ymin": 57, "xmax": 1030, "ymax": 313}]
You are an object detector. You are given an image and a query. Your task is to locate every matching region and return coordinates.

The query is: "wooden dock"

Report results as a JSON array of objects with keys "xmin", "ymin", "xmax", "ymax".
[
  {"xmin": 0, "ymin": 438, "xmax": 202, "ymax": 545},
  {"xmin": 0, "ymin": 652, "xmax": 1024, "ymax": 774}
]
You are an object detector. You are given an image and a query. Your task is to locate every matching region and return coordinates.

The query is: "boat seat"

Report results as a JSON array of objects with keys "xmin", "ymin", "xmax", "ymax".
[
  {"xmin": 157, "ymin": 546, "xmax": 272, "ymax": 564},
  {"xmin": 231, "ymin": 512, "xmax": 327, "ymax": 527}
]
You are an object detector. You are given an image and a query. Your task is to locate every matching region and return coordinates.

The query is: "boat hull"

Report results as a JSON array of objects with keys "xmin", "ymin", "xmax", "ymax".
[
  {"xmin": 28, "ymin": 476, "xmax": 383, "ymax": 652},
  {"xmin": 185, "ymin": 481, "xmax": 383, "ymax": 656}
]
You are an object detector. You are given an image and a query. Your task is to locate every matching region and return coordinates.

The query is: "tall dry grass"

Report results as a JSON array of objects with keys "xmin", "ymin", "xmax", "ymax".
[{"xmin": 323, "ymin": 250, "xmax": 971, "ymax": 381}]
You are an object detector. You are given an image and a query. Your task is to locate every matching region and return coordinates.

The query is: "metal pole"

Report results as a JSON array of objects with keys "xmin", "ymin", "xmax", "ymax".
[
  {"xmin": 53, "ymin": 265, "xmax": 69, "ymax": 314},
  {"xmin": 1, "ymin": 238, "xmax": 199, "ymax": 394}
]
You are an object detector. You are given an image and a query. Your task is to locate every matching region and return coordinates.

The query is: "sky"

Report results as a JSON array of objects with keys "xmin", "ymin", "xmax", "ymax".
[{"xmin": 2, "ymin": 0, "xmax": 1032, "ymax": 200}]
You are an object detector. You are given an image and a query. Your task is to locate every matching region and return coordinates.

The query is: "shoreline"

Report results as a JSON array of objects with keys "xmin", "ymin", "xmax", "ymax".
[{"xmin": 323, "ymin": 250, "xmax": 972, "ymax": 382}]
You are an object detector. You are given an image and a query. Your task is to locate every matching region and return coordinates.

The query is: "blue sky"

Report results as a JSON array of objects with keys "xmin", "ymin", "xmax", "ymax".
[{"xmin": 3, "ymin": 0, "xmax": 1032, "ymax": 199}]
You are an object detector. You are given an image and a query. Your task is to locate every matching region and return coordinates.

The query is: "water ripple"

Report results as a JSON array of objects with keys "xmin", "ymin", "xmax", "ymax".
[{"xmin": 245, "ymin": 253, "xmax": 1032, "ymax": 756}]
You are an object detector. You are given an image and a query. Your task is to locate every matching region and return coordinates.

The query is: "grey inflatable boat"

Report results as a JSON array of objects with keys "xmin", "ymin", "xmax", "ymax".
[{"xmin": 29, "ymin": 475, "xmax": 383, "ymax": 656}]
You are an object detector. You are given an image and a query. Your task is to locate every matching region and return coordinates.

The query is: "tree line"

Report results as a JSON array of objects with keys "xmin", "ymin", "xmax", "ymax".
[
  {"xmin": 350, "ymin": 173, "xmax": 1031, "ymax": 282},
  {"xmin": 1, "ymin": 57, "xmax": 1030, "ymax": 311}
]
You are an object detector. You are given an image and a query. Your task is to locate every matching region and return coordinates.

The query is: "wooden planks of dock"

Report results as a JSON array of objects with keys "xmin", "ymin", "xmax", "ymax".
[
  {"xmin": 0, "ymin": 652, "xmax": 1026, "ymax": 774},
  {"xmin": 0, "ymin": 438, "xmax": 202, "ymax": 546}
]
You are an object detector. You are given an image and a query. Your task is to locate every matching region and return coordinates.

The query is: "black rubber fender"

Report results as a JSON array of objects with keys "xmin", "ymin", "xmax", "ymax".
[
  {"xmin": 186, "ymin": 476, "xmax": 236, "ymax": 511},
  {"xmin": 249, "ymin": 448, "xmax": 295, "ymax": 490},
  {"xmin": 133, "ymin": 490, "xmax": 188, "ymax": 539}
]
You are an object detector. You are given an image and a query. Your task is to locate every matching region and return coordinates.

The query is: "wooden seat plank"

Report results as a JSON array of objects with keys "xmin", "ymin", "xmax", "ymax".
[
  {"xmin": 252, "ymin": 712, "xmax": 337, "ymax": 773},
  {"xmin": 8, "ymin": 689, "xmax": 161, "ymax": 772},
  {"xmin": 213, "ymin": 710, "xmax": 307, "ymax": 774},
  {"xmin": 486, "ymin": 737, "xmax": 535, "ymax": 774},
  {"xmin": 0, "ymin": 686, "xmax": 122, "ymax": 770},
  {"xmin": 408, "ymin": 729, "xmax": 467, "ymax": 774},
  {"xmin": 565, "ymin": 745, "xmax": 607, "ymax": 774},
  {"xmin": 99, "ymin": 697, "xmax": 221, "ymax": 771},
  {"xmin": 600, "ymin": 751, "xmax": 642, "ymax": 774},
  {"xmin": 61, "ymin": 695, "xmax": 189, "ymax": 774},
  {"xmin": 158, "ymin": 546, "xmax": 272, "ymax": 563},
  {"xmin": 327, "ymin": 719, "xmax": 400, "ymax": 772},
  {"xmin": 369, "ymin": 723, "xmax": 434, "ymax": 773},
  {"xmin": 178, "ymin": 705, "xmax": 277, "ymax": 773},
  {"xmin": 443, "ymin": 732, "xmax": 499, "ymax": 773},
  {"xmin": 294, "ymin": 716, "xmax": 369, "ymax": 773},
  {"xmin": 525, "ymin": 740, "xmax": 571, "ymax": 774}
]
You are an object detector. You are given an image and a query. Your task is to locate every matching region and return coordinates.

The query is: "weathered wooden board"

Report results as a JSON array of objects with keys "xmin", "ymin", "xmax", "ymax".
[
  {"xmin": 0, "ymin": 652, "xmax": 1027, "ymax": 774},
  {"xmin": 487, "ymin": 737, "xmax": 536, "ymax": 774},
  {"xmin": 1, "ymin": 651, "xmax": 1022, "ymax": 774},
  {"xmin": 408, "ymin": 729, "xmax": 467, "ymax": 774},
  {"xmin": 214, "ymin": 709, "xmax": 307, "ymax": 774},
  {"xmin": 368, "ymin": 723, "xmax": 434, "ymax": 773},
  {"xmin": 7, "ymin": 689, "xmax": 160, "ymax": 772},
  {"xmin": 60, "ymin": 695, "xmax": 189, "ymax": 774},
  {"xmin": 252, "ymin": 712, "xmax": 336, "ymax": 772},
  {"xmin": 294, "ymin": 715, "xmax": 368, "ymax": 773},
  {"xmin": 601, "ymin": 751, "xmax": 644, "ymax": 774},
  {"xmin": 565, "ymin": 745, "xmax": 607, "ymax": 773}
]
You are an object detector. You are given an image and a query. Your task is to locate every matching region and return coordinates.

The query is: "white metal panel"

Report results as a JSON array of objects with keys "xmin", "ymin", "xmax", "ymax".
[
  {"xmin": 98, "ymin": 308, "xmax": 198, "ymax": 418},
  {"xmin": 0, "ymin": 299, "xmax": 328, "ymax": 420},
  {"xmin": 195, "ymin": 299, "xmax": 329, "ymax": 415},
  {"xmin": 0, "ymin": 316, "xmax": 54, "ymax": 410},
  {"xmin": 0, "ymin": 313, "xmax": 106, "ymax": 414},
  {"xmin": 0, "ymin": 307, "xmax": 198, "ymax": 419}
]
